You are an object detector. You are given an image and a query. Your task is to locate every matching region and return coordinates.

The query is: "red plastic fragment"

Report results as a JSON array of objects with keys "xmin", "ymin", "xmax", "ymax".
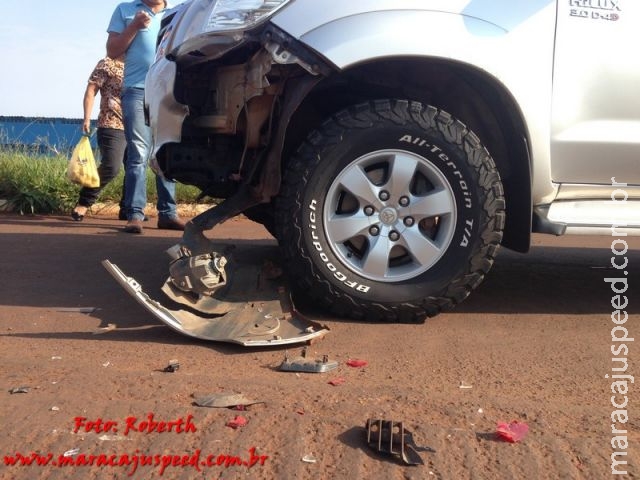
[
  {"xmin": 328, "ymin": 377, "xmax": 346, "ymax": 386},
  {"xmin": 346, "ymin": 359, "xmax": 368, "ymax": 368},
  {"xmin": 226, "ymin": 415, "xmax": 248, "ymax": 429},
  {"xmin": 496, "ymin": 421, "xmax": 529, "ymax": 443}
]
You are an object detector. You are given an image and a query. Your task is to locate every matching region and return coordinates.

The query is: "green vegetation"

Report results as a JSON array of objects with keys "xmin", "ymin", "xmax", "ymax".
[{"xmin": 0, "ymin": 149, "xmax": 206, "ymax": 215}]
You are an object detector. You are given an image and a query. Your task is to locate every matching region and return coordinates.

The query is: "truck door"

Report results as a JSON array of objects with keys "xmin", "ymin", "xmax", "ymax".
[{"xmin": 551, "ymin": 0, "xmax": 640, "ymax": 185}]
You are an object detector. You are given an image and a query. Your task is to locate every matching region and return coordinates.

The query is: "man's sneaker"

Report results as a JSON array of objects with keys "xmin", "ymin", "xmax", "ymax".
[
  {"xmin": 118, "ymin": 210, "xmax": 149, "ymax": 222},
  {"xmin": 123, "ymin": 219, "xmax": 144, "ymax": 234},
  {"xmin": 157, "ymin": 217, "xmax": 185, "ymax": 231}
]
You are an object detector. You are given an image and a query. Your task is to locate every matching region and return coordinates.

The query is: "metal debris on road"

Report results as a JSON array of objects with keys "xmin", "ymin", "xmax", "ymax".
[
  {"xmin": 55, "ymin": 307, "xmax": 98, "ymax": 314},
  {"xmin": 193, "ymin": 393, "xmax": 263, "ymax": 409},
  {"xmin": 279, "ymin": 347, "xmax": 338, "ymax": 373},
  {"xmin": 365, "ymin": 418, "xmax": 435, "ymax": 466},
  {"xmin": 8, "ymin": 387, "xmax": 29, "ymax": 394},
  {"xmin": 93, "ymin": 323, "xmax": 117, "ymax": 334},
  {"xmin": 163, "ymin": 360, "xmax": 180, "ymax": 372}
]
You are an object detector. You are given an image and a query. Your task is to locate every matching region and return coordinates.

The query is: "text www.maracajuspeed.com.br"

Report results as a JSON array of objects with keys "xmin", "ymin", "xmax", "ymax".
[{"xmin": 4, "ymin": 447, "xmax": 269, "ymax": 476}]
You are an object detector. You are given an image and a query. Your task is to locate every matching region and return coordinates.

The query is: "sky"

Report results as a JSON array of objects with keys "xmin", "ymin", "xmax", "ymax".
[{"xmin": 0, "ymin": 1, "xmax": 140, "ymax": 119}]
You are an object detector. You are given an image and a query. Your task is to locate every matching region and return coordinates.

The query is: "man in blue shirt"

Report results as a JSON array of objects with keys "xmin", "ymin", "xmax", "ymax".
[{"xmin": 107, "ymin": 0, "xmax": 184, "ymax": 234}]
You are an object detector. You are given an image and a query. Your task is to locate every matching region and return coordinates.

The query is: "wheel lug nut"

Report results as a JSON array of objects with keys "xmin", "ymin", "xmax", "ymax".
[
  {"xmin": 369, "ymin": 225, "xmax": 380, "ymax": 236},
  {"xmin": 363, "ymin": 206, "xmax": 375, "ymax": 216},
  {"xmin": 404, "ymin": 216, "xmax": 415, "ymax": 226},
  {"xmin": 399, "ymin": 196, "xmax": 410, "ymax": 207},
  {"xmin": 379, "ymin": 190, "xmax": 390, "ymax": 201},
  {"xmin": 389, "ymin": 230, "xmax": 400, "ymax": 241}
]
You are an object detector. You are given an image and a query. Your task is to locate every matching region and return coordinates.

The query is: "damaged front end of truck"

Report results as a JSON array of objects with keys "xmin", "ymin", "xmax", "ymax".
[
  {"xmin": 107, "ymin": 0, "xmax": 512, "ymax": 336},
  {"xmin": 104, "ymin": 0, "xmax": 332, "ymax": 345}
]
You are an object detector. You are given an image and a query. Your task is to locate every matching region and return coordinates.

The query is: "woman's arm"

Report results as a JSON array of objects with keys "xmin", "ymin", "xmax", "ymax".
[{"xmin": 82, "ymin": 82, "xmax": 100, "ymax": 134}]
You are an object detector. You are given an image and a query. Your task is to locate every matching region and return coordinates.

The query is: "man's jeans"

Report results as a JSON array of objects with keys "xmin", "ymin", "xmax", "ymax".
[{"xmin": 122, "ymin": 87, "xmax": 177, "ymax": 221}]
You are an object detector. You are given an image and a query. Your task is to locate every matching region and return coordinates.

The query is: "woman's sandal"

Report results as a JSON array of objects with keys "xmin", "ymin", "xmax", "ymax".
[{"xmin": 71, "ymin": 206, "xmax": 87, "ymax": 222}]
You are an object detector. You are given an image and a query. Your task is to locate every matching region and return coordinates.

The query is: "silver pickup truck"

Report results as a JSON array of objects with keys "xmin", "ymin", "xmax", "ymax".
[{"xmin": 139, "ymin": 0, "xmax": 639, "ymax": 324}]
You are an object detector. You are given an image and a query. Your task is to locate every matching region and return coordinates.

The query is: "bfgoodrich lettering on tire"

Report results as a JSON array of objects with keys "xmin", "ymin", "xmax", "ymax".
[{"xmin": 275, "ymin": 100, "xmax": 505, "ymax": 322}]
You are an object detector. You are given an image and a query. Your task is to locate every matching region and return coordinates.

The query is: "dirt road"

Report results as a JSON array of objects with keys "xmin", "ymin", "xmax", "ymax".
[{"xmin": 0, "ymin": 213, "xmax": 637, "ymax": 479}]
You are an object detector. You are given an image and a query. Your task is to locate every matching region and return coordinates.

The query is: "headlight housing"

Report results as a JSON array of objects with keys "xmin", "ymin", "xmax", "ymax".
[{"xmin": 204, "ymin": 0, "xmax": 293, "ymax": 33}]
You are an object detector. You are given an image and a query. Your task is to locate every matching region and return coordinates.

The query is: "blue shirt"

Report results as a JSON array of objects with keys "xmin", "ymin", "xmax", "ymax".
[{"xmin": 108, "ymin": 1, "xmax": 168, "ymax": 88}]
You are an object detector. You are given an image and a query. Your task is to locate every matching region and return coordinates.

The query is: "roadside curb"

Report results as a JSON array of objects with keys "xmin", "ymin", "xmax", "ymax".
[
  {"xmin": 0, "ymin": 199, "xmax": 213, "ymax": 217},
  {"xmin": 88, "ymin": 201, "xmax": 211, "ymax": 218}
]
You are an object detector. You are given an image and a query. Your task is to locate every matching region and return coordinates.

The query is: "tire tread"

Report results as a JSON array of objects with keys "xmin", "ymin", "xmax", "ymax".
[{"xmin": 276, "ymin": 100, "xmax": 505, "ymax": 323}]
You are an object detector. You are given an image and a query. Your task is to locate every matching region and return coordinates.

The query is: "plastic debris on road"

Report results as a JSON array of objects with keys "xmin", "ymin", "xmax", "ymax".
[
  {"xmin": 346, "ymin": 359, "xmax": 368, "ymax": 368},
  {"xmin": 226, "ymin": 415, "xmax": 248, "ymax": 429},
  {"xmin": 496, "ymin": 421, "xmax": 529, "ymax": 443},
  {"xmin": 328, "ymin": 377, "xmax": 346, "ymax": 386}
]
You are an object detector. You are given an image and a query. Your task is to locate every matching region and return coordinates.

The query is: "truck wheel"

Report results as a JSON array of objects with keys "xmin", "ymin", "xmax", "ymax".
[{"xmin": 275, "ymin": 100, "xmax": 505, "ymax": 322}]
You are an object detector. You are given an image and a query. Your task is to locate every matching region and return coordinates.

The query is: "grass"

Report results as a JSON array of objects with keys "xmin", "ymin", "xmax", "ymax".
[{"xmin": 0, "ymin": 148, "xmax": 208, "ymax": 215}]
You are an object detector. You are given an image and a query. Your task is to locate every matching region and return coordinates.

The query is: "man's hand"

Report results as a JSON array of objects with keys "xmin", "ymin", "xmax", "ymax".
[
  {"xmin": 107, "ymin": 10, "xmax": 153, "ymax": 58},
  {"xmin": 132, "ymin": 10, "xmax": 152, "ymax": 30}
]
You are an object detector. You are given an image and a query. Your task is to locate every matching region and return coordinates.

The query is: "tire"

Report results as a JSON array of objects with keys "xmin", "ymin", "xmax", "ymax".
[{"xmin": 275, "ymin": 100, "xmax": 505, "ymax": 322}]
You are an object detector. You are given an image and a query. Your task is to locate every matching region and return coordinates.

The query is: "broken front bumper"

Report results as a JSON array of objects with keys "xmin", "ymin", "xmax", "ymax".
[{"xmin": 102, "ymin": 260, "xmax": 328, "ymax": 347}]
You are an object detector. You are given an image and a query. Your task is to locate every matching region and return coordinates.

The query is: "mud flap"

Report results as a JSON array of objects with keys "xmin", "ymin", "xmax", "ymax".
[{"xmin": 102, "ymin": 260, "xmax": 329, "ymax": 346}]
